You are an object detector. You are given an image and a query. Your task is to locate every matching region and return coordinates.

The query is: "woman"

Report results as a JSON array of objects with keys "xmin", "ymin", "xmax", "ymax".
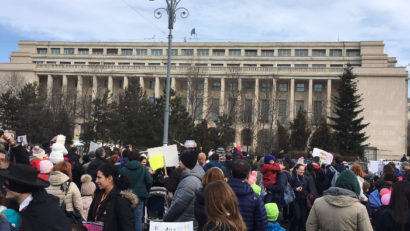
[
  {"xmin": 289, "ymin": 164, "xmax": 310, "ymax": 231},
  {"xmin": 350, "ymin": 163, "xmax": 368, "ymax": 202},
  {"xmin": 46, "ymin": 161, "xmax": 82, "ymax": 215},
  {"xmin": 376, "ymin": 181, "xmax": 410, "ymax": 231},
  {"xmin": 203, "ymin": 180, "xmax": 246, "ymax": 231},
  {"xmin": 305, "ymin": 164, "xmax": 319, "ymax": 209},
  {"xmin": 194, "ymin": 167, "xmax": 225, "ymax": 231},
  {"xmin": 87, "ymin": 164, "xmax": 137, "ymax": 231}
]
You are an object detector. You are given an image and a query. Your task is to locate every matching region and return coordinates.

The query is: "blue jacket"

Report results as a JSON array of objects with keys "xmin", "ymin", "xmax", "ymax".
[
  {"xmin": 228, "ymin": 178, "xmax": 268, "ymax": 231},
  {"xmin": 203, "ymin": 161, "xmax": 227, "ymax": 173},
  {"xmin": 268, "ymin": 222, "xmax": 285, "ymax": 231},
  {"xmin": 266, "ymin": 171, "xmax": 289, "ymax": 208}
]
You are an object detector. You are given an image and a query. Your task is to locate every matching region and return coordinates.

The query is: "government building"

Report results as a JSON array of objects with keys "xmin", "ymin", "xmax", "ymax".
[{"xmin": 0, "ymin": 41, "xmax": 407, "ymax": 160}]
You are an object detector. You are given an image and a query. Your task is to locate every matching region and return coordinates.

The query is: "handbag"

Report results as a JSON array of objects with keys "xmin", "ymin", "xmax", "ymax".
[
  {"xmin": 282, "ymin": 174, "xmax": 295, "ymax": 206},
  {"xmin": 61, "ymin": 181, "xmax": 84, "ymax": 226},
  {"xmin": 306, "ymin": 192, "xmax": 315, "ymax": 209}
]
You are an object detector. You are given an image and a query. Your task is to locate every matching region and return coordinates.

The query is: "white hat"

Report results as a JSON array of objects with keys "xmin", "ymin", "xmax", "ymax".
[
  {"xmin": 56, "ymin": 135, "xmax": 66, "ymax": 145},
  {"xmin": 49, "ymin": 143, "xmax": 68, "ymax": 164},
  {"xmin": 32, "ymin": 146, "xmax": 45, "ymax": 160}
]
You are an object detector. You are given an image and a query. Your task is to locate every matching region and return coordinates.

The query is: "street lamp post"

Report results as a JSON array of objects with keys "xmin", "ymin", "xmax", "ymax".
[{"xmin": 151, "ymin": 0, "xmax": 189, "ymax": 146}]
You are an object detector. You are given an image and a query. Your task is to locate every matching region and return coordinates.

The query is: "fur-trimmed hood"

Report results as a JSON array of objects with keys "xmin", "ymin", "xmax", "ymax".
[{"xmin": 120, "ymin": 189, "xmax": 138, "ymax": 208}]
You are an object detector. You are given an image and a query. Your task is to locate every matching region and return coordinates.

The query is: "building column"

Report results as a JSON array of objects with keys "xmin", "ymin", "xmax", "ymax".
[
  {"xmin": 187, "ymin": 79, "xmax": 192, "ymax": 113},
  {"xmin": 289, "ymin": 78, "xmax": 295, "ymax": 121},
  {"xmin": 35, "ymin": 75, "xmax": 40, "ymax": 84},
  {"xmin": 155, "ymin": 77, "xmax": 160, "ymax": 98},
  {"xmin": 107, "ymin": 76, "xmax": 113, "ymax": 102},
  {"xmin": 235, "ymin": 78, "xmax": 243, "ymax": 145},
  {"xmin": 171, "ymin": 77, "xmax": 176, "ymax": 90},
  {"xmin": 62, "ymin": 75, "xmax": 68, "ymax": 97},
  {"xmin": 326, "ymin": 79, "xmax": 332, "ymax": 123},
  {"xmin": 203, "ymin": 78, "xmax": 208, "ymax": 118},
  {"xmin": 76, "ymin": 75, "xmax": 83, "ymax": 100},
  {"xmin": 308, "ymin": 79, "xmax": 313, "ymax": 122},
  {"xmin": 272, "ymin": 78, "xmax": 277, "ymax": 129},
  {"xmin": 47, "ymin": 75, "xmax": 53, "ymax": 101},
  {"xmin": 139, "ymin": 76, "xmax": 144, "ymax": 89},
  {"xmin": 123, "ymin": 76, "xmax": 128, "ymax": 90},
  {"xmin": 220, "ymin": 77, "xmax": 225, "ymax": 115},
  {"xmin": 253, "ymin": 78, "xmax": 260, "ymax": 147},
  {"xmin": 92, "ymin": 76, "xmax": 98, "ymax": 100}
]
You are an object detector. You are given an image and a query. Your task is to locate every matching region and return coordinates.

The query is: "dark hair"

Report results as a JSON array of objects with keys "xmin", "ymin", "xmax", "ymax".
[
  {"xmin": 139, "ymin": 156, "xmax": 147, "ymax": 161},
  {"xmin": 388, "ymin": 162, "xmax": 396, "ymax": 169},
  {"xmin": 210, "ymin": 153, "xmax": 220, "ymax": 161},
  {"xmin": 292, "ymin": 163, "xmax": 304, "ymax": 175},
  {"xmin": 383, "ymin": 164, "xmax": 395, "ymax": 176},
  {"xmin": 388, "ymin": 181, "xmax": 410, "ymax": 231},
  {"xmin": 231, "ymin": 160, "xmax": 250, "ymax": 180},
  {"xmin": 122, "ymin": 149, "xmax": 130, "ymax": 158},
  {"xmin": 334, "ymin": 155, "xmax": 343, "ymax": 164},
  {"xmin": 82, "ymin": 155, "xmax": 90, "ymax": 163},
  {"xmin": 68, "ymin": 147, "xmax": 78, "ymax": 155},
  {"xmin": 306, "ymin": 163, "xmax": 316, "ymax": 179},
  {"xmin": 313, "ymin": 156, "xmax": 321, "ymax": 164},
  {"xmin": 0, "ymin": 149, "xmax": 6, "ymax": 155},
  {"xmin": 98, "ymin": 164, "xmax": 129, "ymax": 190},
  {"xmin": 128, "ymin": 150, "xmax": 141, "ymax": 161},
  {"xmin": 95, "ymin": 147, "xmax": 106, "ymax": 159},
  {"xmin": 226, "ymin": 152, "xmax": 233, "ymax": 160}
]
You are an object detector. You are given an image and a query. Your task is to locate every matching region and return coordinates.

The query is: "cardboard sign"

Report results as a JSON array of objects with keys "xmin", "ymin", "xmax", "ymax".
[
  {"xmin": 5, "ymin": 130, "xmax": 15, "ymax": 140},
  {"xmin": 369, "ymin": 161, "xmax": 380, "ymax": 174},
  {"xmin": 149, "ymin": 153, "xmax": 165, "ymax": 171},
  {"xmin": 89, "ymin": 141, "xmax": 102, "ymax": 153},
  {"xmin": 312, "ymin": 148, "xmax": 334, "ymax": 165},
  {"xmin": 147, "ymin": 145, "xmax": 179, "ymax": 167},
  {"xmin": 149, "ymin": 221, "xmax": 193, "ymax": 231},
  {"xmin": 17, "ymin": 135, "xmax": 28, "ymax": 144}
]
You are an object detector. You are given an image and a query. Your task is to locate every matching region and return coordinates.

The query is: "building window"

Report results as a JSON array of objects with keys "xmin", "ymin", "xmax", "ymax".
[
  {"xmin": 244, "ymin": 64, "xmax": 257, "ymax": 67},
  {"xmin": 133, "ymin": 63, "xmax": 145, "ymax": 66},
  {"xmin": 118, "ymin": 63, "xmax": 130, "ymax": 66},
  {"xmin": 136, "ymin": 49, "xmax": 148, "ymax": 56},
  {"xmin": 229, "ymin": 49, "xmax": 241, "ymax": 56},
  {"xmin": 121, "ymin": 49, "xmax": 132, "ymax": 56},
  {"xmin": 228, "ymin": 82, "xmax": 238, "ymax": 91},
  {"xmin": 295, "ymin": 49, "xmax": 308, "ymax": 56},
  {"xmin": 64, "ymin": 48, "xmax": 74, "ymax": 55},
  {"xmin": 181, "ymin": 81, "xmax": 188, "ymax": 90},
  {"xmin": 278, "ymin": 64, "xmax": 291, "ymax": 69},
  {"xmin": 211, "ymin": 64, "xmax": 224, "ymax": 67},
  {"xmin": 211, "ymin": 98, "xmax": 220, "ymax": 121},
  {"xmin": 347, "ymin": 49, "xmax": 360, "ymax": 56},
  {"xmin": 181, "ymin": 49, "xmax": 193, "ymax": 56},
  {"xmin": 242, "ymin": 129, "xmax": 253, "ymax": 146},
  {"xmin": 89, "ymin": 62, "xmax": 101, "ymax": 65},
  {"xmin": 295, "ymin": 64, "xmax": 308, "ymax": 69},
  {"xmin": 296, "ymin": 83, "xmax": 305, "ymax": 92},
  {"xmin": 194, "ymin": 98, "xmax": 203, "ymax": 120},
  {"xmin": 197, "ymin": 81, "xmax": 204, "ymax": 90},
  {"xmin": 148, "ymin": 63, "xmax": 160, "ymax": 66},
  {"xmin": 151, "ymin": 49, "xmax": 163, "ymax": 56},
  {"xmin": 60, "ymin": 61, "xmax": 70, "ymax": 65},
  {"xmin": 32, "ymin": 61, "xmax": 44, "ymax": 64},
  {"xmin": 244, "ymin": 81, "xmax": 255, "ymax": 90},
  {"xmin": 149, "ymin": 80, "xmax": 155, "ymax": 89},
  {"xmin": 279, "ymin": 83, "xmax": 288, "ymax": 92},
  {"xmin": 51, "ymin": 48, "xmax": 60, "ymax": 55},
  {"xmin": 330, "ymin": 49, "xmax": 342, "ymax": 56},
  {"xmin": 312, "ymin": 49, "xmax": 326, "ymax": 56},
  {"xmin": 245, "ymin": 49, "xmax": 257, "ymax": 56},
  {"xmin": 261, "ymin": 82, "xmax": 271, "ymax": 92},
  {"xmin": 78, "ymin": 48, "xmax": 89, "ymax": 55},
  {"xmin": 228, "ymin": 98, "xmax": 236, "ymax": 120},
  {"xmin": 212, "ymin": 49, "xmax": 225, "ymax": 56},
  {"xmin": 167, "ymin": 49, "xmax": 178, "ymax": 56},
  {"xmin": 314, "ymin": 84, "xmax": 323, "ymax": 92},
  {"xmin": 46, "ymin": 61, "xmax": 56, "ymax": 64},
  {"xmin": 278, "ymin": 49, "xmax": 291, "ymax": 56},
  {"xmin": 212, "ymin": 81, "xmax": 221, "ymax": 91},
  {"xmin": 260, "ymin": 99, "xmax": 270, "ymax": 123},
  {"xmin": 313, "ymin": 101, "xmax": 323, "ymax": 123},
  {"xmin": 312, "ymin": 64, "xmax": 326, "ymax": 69},
  {"xmin": 195, "ymin": 63, "xmax": 208, "ymax": 67},
  {"xmin": 261, "ymin": 64, "xmax": 274, "ymax": 68},
  {"xmin": 92, "ymin": 49, "xmax": 103, "ymax": 55},
  {"xmin": 197, "ymin": 49, "xmax": 209, "ymax": 56},
  {"xmin": 37, "ymin": 48, "xmax": 47, "ymax": 54},
  {"xmin": 330, "ymin": 64, "xmax": 343, "ymax": 68},
  {"xmin": 227, "ymin": 64, "xmax": 240, "ymax": 67},
  {"xmin": 74, "ymin": 62, "xmax": 85, "ymax": 65},
  {"xmin": 244, "ymin": 99, "xmax": 253, "ymax": 123},
  {"xmin": 179, "ymin": 63, "xmax": 191, "ymax": 66},
  {"xmin": 261, "ymin": 50, "xmax": 274, "ymax": 57},
  {"xmin": 295, "ymin": 100, "xmax": 304, "ymax": 113},
  {"xmin": 278, "ymin": 100, "xmax": 287, "ymax": 123},
  {"xmin": 103, "ymin": 62, "xmax": 115, "ymax": 65},
  {"xmin": 107, "ymin": 49, "xmax": 118, "ymax": 55}
]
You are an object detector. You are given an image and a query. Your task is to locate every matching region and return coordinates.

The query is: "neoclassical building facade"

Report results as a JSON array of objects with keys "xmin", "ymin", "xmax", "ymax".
[{"xmin": 0, "ymin": 41, "xmax": 407, "ymax": 159}]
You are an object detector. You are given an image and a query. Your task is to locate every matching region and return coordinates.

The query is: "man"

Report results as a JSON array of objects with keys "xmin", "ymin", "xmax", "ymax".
[
  {"xmin": 87, "ymin": 147, "xmax": 108, "ymax": 180},
  {"xmin": 120, "ymin": 150, "xmax": 153, "ymax": 231},
  {"xmin": 163, "ymin": 151, "xmax": 204, "ymax": 230},
  {"xmin": 312, "ymin": 156, "xmax": 325, "ymax": 196},
  {"xmin": 323, "ymin": 154, "xmax": 346, "ymax": 190},
  {"xmin": 401, "ymin": 154, "xmax": 408, "ymax": 162},
  {"xmin": 228, "ymin": 160, "xmax": 268, "ymax": 231},
  {"xmin": 203, "ymin": 153, "xmax": 227, "ymax": 173},
  {"xmin": 0, "ymin": 163, "xmax": 70, "ymax": 231}
]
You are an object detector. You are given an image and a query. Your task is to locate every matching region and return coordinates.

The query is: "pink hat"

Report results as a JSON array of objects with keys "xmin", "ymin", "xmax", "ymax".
[
  {"xmin": 381, "ymin": 193, "xmax": 391, "ymax": 206},
  {"xmin": 39, "ymin": 160, "xmax": 53, "ymax": 174},
  {"xmin": 380, "ymin": 188, "xmax": 391, "ymax": 197}
]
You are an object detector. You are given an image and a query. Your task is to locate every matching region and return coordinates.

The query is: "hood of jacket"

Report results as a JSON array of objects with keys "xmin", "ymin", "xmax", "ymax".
[
  {"xmin": 119, "ymin": 189, "xmax": 139, "ymax": 208},
  {"xmin": 181, "ymin": 164, "xmax": 205, "ymax": 181},
  {"xmin": 124, "ymin": 160, "xmax": 143, "ymax": 170},
  {"xmin": 333, "ymin": 163, "xmax": 346, "ymax": 173},
  {"xmin": 323, "ymin": 187, "xmax": 359, "ymax": 207},
  {"xmin": 48, "ymin": 171, "xmax": 69, "ymax": 186},
  {"xmin": 228, "ymin": 178, "xmax": 255, "ymax": 197}
]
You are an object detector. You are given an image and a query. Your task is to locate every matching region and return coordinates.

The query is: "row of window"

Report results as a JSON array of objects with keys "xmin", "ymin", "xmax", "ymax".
[
  {"xmin": 33, "ymin": 60, "xmax": 358, "ymax": 68},
  {"xmin": 36, "ymin": 47, "xmax": 361, "ymax": 57}
]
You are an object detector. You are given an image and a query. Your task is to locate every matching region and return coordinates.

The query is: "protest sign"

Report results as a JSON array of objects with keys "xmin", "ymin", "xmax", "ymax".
[
  {"xmin": 149, "ymin": 153, "xmax": 165, "ymax": 171},
  {"xmin": 17, "ymin": 135, "xmax": 28, "ymax": 144},
  {"xmin": 369, "ymin": 161, "xmax": 379, "ymax": 174},
  {"xmin": 149, "ymin": 221, "xmax": 193, "ymax": 231},
  {"xmin": 5, "ymin": 130, "xmax": 15, "ymax": 140},
  {"xmin": 89, "ymin": 141, "xmax": 102, "ymax": 153},
  {"xmin": 312, "ymin": 148, "xmax": 334, "ymax": 165},
  {"xmin": 147, "ymin": 145, "xmax": 179, "ymax": 167}
]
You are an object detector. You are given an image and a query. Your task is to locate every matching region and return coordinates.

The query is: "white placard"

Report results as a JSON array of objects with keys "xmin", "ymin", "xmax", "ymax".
[
  {"xmin": 17, "ymin": 135, "xmax": 28, "ymax": 144},
  {"xmin": 312, "ymin": 148, "xmax": 334, "ymax": 165},
  {"xmin": 149, "ymin": 221, "xmax": 193, "ymax": 231},
  {"xmin": 369, "ymin": 161, "xmax": 380, "ymax": 174},
  {"xmin": 89, "ymin": 141, "xmax": 102, "ymax": 153},
  {"xmin": 147, "ymin": 144, "xmax": 179, "ymax": 167}
]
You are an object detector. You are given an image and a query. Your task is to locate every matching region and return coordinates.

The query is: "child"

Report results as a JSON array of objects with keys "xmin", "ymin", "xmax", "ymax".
[
  {"xmin": 80, "ymin": 174, "xmax": 96, "ymax": 220},
  {"xmin": 265, "ymin": 203, "xmax": 285, "ymax": 231},
  {"xmin": 261, "ymin": 155, "xmax": 282, "ymax": 188}
]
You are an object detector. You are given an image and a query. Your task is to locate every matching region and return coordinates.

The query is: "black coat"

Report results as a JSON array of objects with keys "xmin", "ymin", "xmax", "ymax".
[
  {"xmin": 87, "ymin": 157, "xmax": 108, "ymax": 180},
  {"xmin": 376, "ymin": 209, "xmax": 410, "ymax": 231},
  {"xmin": 22, "ymin": 189, "xmax": 71, "ymax": 231},
  {"xmin": 194, "ymin": 188, "xmax": 207, "ymax": 231}
]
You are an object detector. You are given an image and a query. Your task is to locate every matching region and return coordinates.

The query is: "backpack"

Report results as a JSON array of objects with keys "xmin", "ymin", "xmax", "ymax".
[{"xmin": 329, "ymin": 166, "xmax": 340, "ymax": 187}]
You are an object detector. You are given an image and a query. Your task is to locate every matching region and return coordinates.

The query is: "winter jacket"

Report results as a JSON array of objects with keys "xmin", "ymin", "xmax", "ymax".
[
  {"xmin": 163, "ymin": 164, "xmax": 205, "ymax": 230},
  {"xmin": 290, "ymin": 174, "xmax": 310, "ymax": 201},
  {"xmin": 21, "ymin": 189, "xmax": 71, "ymax": 231},
  {"xmin": 268, "ymin": 222, "xmax": 286, "ymax": 231},
  {"xmin": 203, "ymin": 161, "xmax": 227, "ymax": 173},
  {"xmin": 227, "ymin": 178, "xmax": 268, "ymax": 231},
  {"xmin": 223, "ymin": 160, "xmax": 233, "ymax": 178},
  {"xmin": 163, "ymin": 167, "xmax": 183, "ymax": 194},
  {"xmin": 87, "ymin": 156, "xmax": 108, "ymax": 180},
  {"xmin": 261, "ymin": 163, "xmax": 281, "ymax": 188},
  {"xmin": 45, "ymin": 171, "xmax": 82, "ymax": 212},
  {"xmin": 306, "ymin": 187, "xmax": 372, "ymax": 231},
  {"xmin": 312, "ymin": 164, "xmax": 325, "ymax": 195},
  {"xmin": 356, "ymin": 176, "xmax": 368, "ymax": 202},
  {"xmin": 375, "ymin": 208, "xmax": 410, "ymax": 231},
  {"xmin": 9, "ymin": 145, "xmax": 29, "ymax": 165},
  {"xmin": 324, "ymin": 163, "xmax": 346, "ymax": 190},
  {"xmin": 120, "ymin": 160, "xmax": 153, "ymax": 199},
  {"xmin": 266, "ymin": 171, "xmax": 289, "ymax": 208},
  {"xmin": 194, "ymin": 188, "xmax": 207, "ymax": 231},
  {"xmin": 88, "ymin": 188, "xmax": 137, "ymax": 231},
  {"xmin": 81, "ymin": 196, "xmax": 93, "ymax": 220}
]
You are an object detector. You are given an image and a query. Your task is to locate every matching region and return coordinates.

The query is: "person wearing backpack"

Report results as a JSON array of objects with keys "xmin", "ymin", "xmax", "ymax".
[{"xmin": 323, "ymin": 155, "xmax": 346, "ymax": 190}]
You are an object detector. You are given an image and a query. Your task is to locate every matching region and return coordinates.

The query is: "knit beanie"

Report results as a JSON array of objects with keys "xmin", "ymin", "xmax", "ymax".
[
  {"xmin": 216, "ymin": 147, "xmax": 226, "ymax": 159},
  {"xmin": 335, "ymin": 170, "xmax": 361, "ymax": 196},
  {"xmin": 180, "ymin": 151, "xmax": 198, "ymax": 170},
  {"xmin": 265, "ymin": 203, "xmax": 279, "ymax": 222},
  {"xmin": 81, "ymin": 174, "xmax": 96, "ymax": 196},
  {"xmin": 39, "ymin": 160, "xmax": 53, "ymax": 174},
  {"xmin": 49, "ymin": 143, "xmax": 68, "ymax": 164},
  {"xmin": 264, "ymin": 155, "xmax": 276, "ymax": 164}
]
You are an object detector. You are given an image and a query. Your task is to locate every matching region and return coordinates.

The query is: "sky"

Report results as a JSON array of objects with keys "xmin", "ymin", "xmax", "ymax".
[{"xmin": 0, "ymin": 0, "xmax": 409, "ymax": 94}]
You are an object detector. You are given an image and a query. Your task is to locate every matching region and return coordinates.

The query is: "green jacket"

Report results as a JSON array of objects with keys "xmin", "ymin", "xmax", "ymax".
[{"xmin": 120, "ymin": 160, "xmax": 153, "ymax": 199}]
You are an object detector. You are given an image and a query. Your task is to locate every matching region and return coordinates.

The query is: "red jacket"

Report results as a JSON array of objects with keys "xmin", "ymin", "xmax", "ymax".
[{"xmin": 261, "ymin": 163, "xmax": 281, "ymax": 188}]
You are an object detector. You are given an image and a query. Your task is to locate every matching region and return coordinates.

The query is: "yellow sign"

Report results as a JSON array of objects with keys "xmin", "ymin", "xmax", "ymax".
[{"xmin": 148, "ymin": 153, "xmax": 165, "ymax": 171}]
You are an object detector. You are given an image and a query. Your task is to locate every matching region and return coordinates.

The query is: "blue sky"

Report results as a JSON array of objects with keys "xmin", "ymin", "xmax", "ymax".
[{"xmin": 0, "ymin": 0, "xmax": 409, "ymax": 94}]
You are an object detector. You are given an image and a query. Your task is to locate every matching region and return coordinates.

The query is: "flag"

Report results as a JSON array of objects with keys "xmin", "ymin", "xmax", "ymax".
[
  {"xmin": 190, "ymin": 28, "xmax": 195, "ymax": 36},
  {"xmin": 153, "ymin": 93, "xmax": 156, "ymax": 103}
]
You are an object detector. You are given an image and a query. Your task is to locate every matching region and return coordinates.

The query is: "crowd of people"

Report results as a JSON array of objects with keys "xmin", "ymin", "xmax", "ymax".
[{"xmin": 0, "ymin": 131, "xmax": 409, "ymax": 231}]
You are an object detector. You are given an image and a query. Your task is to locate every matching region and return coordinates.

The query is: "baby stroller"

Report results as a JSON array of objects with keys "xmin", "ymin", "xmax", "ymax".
[{"xmin": 143, "ymin": 186, "xmax": 169, "ymax": 231}]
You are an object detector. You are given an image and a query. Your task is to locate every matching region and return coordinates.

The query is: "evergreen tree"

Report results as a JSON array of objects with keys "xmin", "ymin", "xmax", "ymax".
[
  {"xmin": 289, "ymin": 110, "xmax": 311, "ymax": 150},
  {"xmin": 329, "ymin": 66, "xmax": 369, "ymax": 156},
  {"xmin": 309, "ymin": 121, "xmax": 336, "ymax": 152},
  {"xmin": 277, "ymin": 121, "xmax": 290, "ymax": 151},
  {"xmin": 212, "ymin": 114, "xmax": 236, "ymax": 148}
]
